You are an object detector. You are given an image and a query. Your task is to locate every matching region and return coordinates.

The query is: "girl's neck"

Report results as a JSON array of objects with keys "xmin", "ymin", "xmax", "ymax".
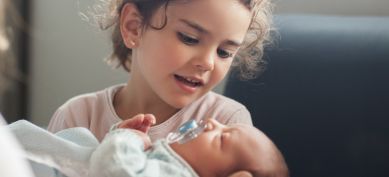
[{"xmin": 113, "ymin": 80, "xmax": 179, "ymax": 125}]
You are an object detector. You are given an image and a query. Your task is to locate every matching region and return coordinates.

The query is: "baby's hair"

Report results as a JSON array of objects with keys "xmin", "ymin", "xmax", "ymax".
[
  {"xmin": 242, "ymin": 127, "xmax": 289, "ymax": 177},
  {"xmin": 92, "ymin": 0, "xmax": 273, "ymax": 80}
]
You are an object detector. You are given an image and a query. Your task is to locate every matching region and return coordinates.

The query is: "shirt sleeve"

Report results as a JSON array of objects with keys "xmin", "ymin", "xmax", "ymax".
[
  {"xmin": 89, "ymin": 129, "xmax": 147, "ymax": 177},
  {"xmin": 47, "ymin": 100, "xmax": 90, "ymax": 133},
  {"xmin": 47, "ymin": 107, "xmax": 69, "ymax": 132},
  {"xmin": 224, "ymin": 106, "xmax": 253, "ymax": 125}
]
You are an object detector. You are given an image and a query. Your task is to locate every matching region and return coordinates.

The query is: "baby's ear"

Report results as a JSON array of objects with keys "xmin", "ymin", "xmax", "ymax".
[{"xmin": 228, "ymin": 171, "xmax": 253, "ymax": 177}]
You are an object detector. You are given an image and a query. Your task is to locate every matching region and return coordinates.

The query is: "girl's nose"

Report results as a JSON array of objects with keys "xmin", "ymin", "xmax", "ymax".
[{"xmin": 194, "ymin": 50, "xmax": 215, "ymax": 72}]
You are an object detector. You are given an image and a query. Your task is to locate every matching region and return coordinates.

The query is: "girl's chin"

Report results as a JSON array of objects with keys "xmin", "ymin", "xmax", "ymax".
[
  {"xmin": 168, "ymin": 100, "xmax": 192, "ymax": 109},
  {"xmin": 166, "ymin": 95, "xmax": 200, "ymax": 109}
]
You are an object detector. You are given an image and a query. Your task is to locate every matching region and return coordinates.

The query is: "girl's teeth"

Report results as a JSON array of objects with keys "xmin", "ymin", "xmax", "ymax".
[{"xmin": 184, "ymin": 77, "xmax": 198, "ymax": 83}]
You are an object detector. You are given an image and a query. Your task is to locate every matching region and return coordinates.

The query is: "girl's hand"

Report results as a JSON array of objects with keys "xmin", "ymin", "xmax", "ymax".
[{"xmin": 118, "ymin": 114, "xmax": 156, "ymax": 133}]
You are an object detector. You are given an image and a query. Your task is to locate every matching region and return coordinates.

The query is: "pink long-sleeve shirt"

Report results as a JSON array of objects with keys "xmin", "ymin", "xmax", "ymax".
[{"xmin": 48, "ymin": 84, "xmax": 252, "ymax": 142}]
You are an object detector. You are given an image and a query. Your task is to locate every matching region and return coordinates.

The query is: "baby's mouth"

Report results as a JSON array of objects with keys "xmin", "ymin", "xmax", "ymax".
[{"xmin": 174, "ymin": 74, "xmax": 204, "ymax": 87}]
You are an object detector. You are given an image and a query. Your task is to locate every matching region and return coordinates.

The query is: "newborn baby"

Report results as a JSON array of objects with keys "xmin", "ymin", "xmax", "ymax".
[{"xmin": 9, "ymin": 117, "xmax": 288, "ymax": 177}]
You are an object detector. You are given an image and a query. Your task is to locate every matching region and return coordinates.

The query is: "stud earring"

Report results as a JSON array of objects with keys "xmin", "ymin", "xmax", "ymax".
[
  {"xmin": 130, "ymin": 40, "xmax": 136, "ymax": 46},
  {"xmin": 126, "ymin": 39, "xmax": 136, "ymax": 48}
]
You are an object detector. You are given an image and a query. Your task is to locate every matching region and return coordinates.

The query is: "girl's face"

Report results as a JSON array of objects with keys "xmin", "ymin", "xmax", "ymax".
[{"xmin": 131, "ymin": 0, "xmax": 252, "ymax": 108}]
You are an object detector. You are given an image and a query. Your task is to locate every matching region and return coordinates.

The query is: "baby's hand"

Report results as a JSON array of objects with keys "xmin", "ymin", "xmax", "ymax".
[
  {"xmin": 118, "ymin": 114, "xmax": 156, "ymax": 133},
  {"xmin": 118, "ymin": 114, "xmax": 156, "ymax": 150},
  {"xmin": 128, "ymin": 129, "xmax": 153, "ymax": 150}
]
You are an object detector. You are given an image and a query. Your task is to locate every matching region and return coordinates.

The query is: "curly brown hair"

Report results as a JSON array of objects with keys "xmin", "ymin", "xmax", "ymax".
[{"xmin": 93, "ymin": 0, "xmax": 273, "ymax": 80}]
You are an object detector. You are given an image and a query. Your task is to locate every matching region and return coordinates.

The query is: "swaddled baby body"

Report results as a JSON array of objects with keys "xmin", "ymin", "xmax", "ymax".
[{"xmin": 9, "ymin": 118, "xmax": 288, "ymax": 177}]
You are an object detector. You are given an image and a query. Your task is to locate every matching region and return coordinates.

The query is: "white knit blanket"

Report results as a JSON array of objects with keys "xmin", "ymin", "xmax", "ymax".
[{"xmin": 8, "ymin": 120, "xmax": 99, "ymax": 177}]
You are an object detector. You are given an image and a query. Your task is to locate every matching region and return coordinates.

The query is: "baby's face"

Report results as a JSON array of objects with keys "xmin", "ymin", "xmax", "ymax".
[{"xmin": 171, "ymin": 119, "xmax": 262, "ymax": 176}]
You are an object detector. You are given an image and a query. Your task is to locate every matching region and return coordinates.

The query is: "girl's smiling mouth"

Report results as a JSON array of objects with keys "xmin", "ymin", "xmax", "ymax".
[{"xmin": 174, "ymin": 74, "xmax": 204, "ymax": 93}]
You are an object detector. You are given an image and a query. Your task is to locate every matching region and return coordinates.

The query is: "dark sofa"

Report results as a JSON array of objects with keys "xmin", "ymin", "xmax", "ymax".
[{"xmin": 225, "ymin": 15, "xmax": 389, "ymax": 177}]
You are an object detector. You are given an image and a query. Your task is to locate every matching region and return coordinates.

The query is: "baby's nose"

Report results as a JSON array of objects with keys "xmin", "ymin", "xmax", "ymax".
[{"xmin": 204, "ymin": 119, "xmax": 224, "ymax": 131}]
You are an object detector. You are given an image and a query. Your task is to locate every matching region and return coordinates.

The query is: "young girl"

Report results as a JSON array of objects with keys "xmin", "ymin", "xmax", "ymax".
[{"xmin": 48, "ymin": 0, "xmax": 273, "ymax": 142}]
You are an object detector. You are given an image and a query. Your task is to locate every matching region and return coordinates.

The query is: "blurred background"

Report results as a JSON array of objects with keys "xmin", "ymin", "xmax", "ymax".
[{"xmin": 1, "ymin": 0, "xmax": 389, "ymax": 127}]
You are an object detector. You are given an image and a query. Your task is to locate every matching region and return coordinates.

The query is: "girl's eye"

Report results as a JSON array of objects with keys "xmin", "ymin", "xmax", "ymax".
[
  {"xmin": 217, "ymin": 48, "xmax": 233, "ymax": 59},
  {"xmin": 177, "ymin": 32, "xmax": 199, "ymax": 45}
]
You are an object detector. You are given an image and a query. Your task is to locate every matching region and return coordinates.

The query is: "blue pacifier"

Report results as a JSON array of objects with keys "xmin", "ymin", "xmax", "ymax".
[{"xmin": 166, "ymin": 119, "xmax": 207, "ymax": 144}]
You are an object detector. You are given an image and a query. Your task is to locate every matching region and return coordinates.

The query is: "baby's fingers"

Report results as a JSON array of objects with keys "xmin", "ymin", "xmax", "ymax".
[
  {"xmin": 118, "ymin": 114, "xmax": 145, "ymax": 129},
  {"xmin": 144, "ymin": 114, "xmax": 156, "ymax": 125},
  {"xmin": 139, "ymin": 114, "xmax": 156, "ymax": 133}
]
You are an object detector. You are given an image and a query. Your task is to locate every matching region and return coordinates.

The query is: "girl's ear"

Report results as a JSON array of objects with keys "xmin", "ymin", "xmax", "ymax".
[{"xmin": 120, "ymin": 3, "xmax": 142, "ymax": 48}]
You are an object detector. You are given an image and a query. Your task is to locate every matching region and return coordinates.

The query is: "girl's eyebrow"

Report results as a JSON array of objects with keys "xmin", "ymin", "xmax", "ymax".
[
  {"xmin": 179, "ymin": 18, "xmax": 209, "ymax": 34},
  {"xmin": 223, "ymin": 40, "xmax": 242, "ymax": 48},
  {"xmin": 179, "ymin": 18, "xmax": 242, "ymax": 47}
]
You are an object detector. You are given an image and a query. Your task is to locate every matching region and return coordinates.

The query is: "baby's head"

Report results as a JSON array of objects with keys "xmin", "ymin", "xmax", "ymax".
[
  {"xmin": 170, "ymin": 119, "xmax": 289, "ymax": 177},
  {"xmin": 96, "ymin": 0, "xmax": 273, "ymax": 80}
]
